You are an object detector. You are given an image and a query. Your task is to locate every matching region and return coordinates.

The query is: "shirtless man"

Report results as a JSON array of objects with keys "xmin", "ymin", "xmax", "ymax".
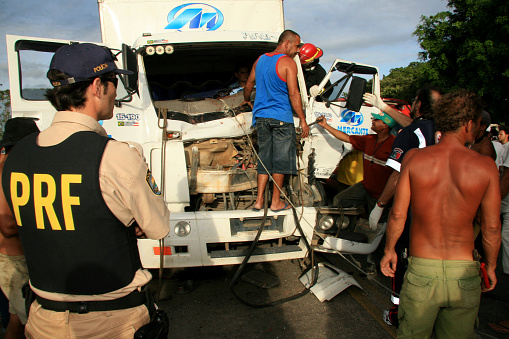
[
  {"xmin": 380, "ymin": 89, "xmax": 501, "ymax": 338},
  {"xmin": 0, "ymin": 118, "xmax": 39, "ymax": 339}
]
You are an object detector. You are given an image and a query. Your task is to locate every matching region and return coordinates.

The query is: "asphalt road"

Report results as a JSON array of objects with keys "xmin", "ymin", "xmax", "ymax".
[
  {"xmin": 151, "ymin": 252, "xmax": 398, "ymax": 339},
  {"xmin": 2, "ymin": 250, "xmax": 508, "ymax": 338},
  {"xmin": 151, "ymin": 248, "xmax": 509, "ymax": 339}
]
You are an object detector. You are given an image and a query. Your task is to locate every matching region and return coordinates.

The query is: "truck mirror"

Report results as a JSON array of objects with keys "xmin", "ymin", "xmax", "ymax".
[
  {"xmin": 122, "ymin": 43, "xmax": 138, "ymax": 93},
  {"xmin": 346, "ymin": 76, "xmax": 366, "ymax": 112}
]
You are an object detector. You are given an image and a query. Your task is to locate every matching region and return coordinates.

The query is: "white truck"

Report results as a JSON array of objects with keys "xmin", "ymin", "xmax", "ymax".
[{"xmin": 6, "ymin": 0, "xmax": 383, "ymax": 269}]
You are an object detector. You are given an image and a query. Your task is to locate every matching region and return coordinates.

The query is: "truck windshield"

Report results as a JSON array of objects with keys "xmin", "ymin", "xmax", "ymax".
[{"xmin": 142, "ymin": 42, "xmax": 275, "ymax": 102}]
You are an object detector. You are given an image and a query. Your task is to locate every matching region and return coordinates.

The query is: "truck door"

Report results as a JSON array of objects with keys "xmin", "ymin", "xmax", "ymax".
[
  {"xmin": 6, "ymin": 35, "xmax": 133, "ymax": 131},
  {"xmin": 306, "ymin": 59, "xmax": 381, "ymax": 180}
]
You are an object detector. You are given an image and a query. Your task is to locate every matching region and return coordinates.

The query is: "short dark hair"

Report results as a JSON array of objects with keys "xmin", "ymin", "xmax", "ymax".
[
  {"xmin": 45, "ymin": 70, "xmax": 113, "ymax": 111},
  {"xmin": 416, "ymin": 84, "xmax": 444, "ymax": 117},
  {"xmin": 432, "ymin": 89, "xmax": 483, "ymax": 134},
  {"xmin": 278, "ymin": 30, "xmax": 299, "ymax": 44},
  {"xmin": 499, "ymin": 125, "xmax": 509, "ymax": 134}
]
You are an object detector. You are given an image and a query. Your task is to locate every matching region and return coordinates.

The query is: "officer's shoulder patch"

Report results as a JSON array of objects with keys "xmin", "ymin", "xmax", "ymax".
[
  {"xmin": 390, "ymin": 148, "xmax": 404, "ymax": 161},
  {"xmin": 146, "ymin": 169, "xmax": 161, "ymax": 195}
]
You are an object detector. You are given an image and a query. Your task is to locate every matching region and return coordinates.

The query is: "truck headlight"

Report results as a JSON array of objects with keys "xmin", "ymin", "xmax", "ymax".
[
  {"xmin": 175, "ymin": 221, "xmax": 191, "ymax": 237},
  {"xmin": 318, "ymin": 215, "xmax": 334, "ymax": 231},
  {"xmin": 336, "ymin": 216, "xmax": 350, "ymax": 230}
]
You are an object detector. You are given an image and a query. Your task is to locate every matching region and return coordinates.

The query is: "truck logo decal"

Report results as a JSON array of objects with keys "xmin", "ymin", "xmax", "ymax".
[
  {"xmin": 165, "ymin": 3, "xmax": 224, "ymax": 31},
  {"xmin": 340, "ymin": 110, "xmax": 364, "ymax": 126}
]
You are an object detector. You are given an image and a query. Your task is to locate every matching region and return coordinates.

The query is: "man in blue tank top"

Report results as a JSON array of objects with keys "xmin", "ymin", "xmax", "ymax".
[{"xmin": 242, "ymin": 30, "xmax": 309, "ymax": 212}]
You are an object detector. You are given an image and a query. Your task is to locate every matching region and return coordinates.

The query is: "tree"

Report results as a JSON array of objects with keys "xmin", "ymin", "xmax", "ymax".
[
  {"xmin": 380, "ymin": 62, "xmax": 430, "ymax": 103},
  {"xmin": 0, "ymin": 90, "xmax": 11, "ymax": 139},
  {"xmin": 413, "ymin": 0, "xmax": 509, "ymax": 123}
]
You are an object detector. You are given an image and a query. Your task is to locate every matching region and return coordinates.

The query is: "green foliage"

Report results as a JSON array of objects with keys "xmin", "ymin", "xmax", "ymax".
[
  {"xmin": 380, "ymin": 62, "xmax": 430, "ymax": 103},
  {"xmin": 413, "ymin": 0, "xmax": 509, "ymax": 123},
  {"xmin": 0, "ymin": 90, "xmax": 11, "ymax": 139}
]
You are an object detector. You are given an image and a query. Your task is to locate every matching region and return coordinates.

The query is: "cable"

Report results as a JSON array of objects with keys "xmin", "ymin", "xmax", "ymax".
[
  {"xmin": 224, "ymin": 101, "xmax": 396, "ymax": 300},
  {"xmin": 229, "ymin": 183, "xmax": 318, "ymax": 307}
]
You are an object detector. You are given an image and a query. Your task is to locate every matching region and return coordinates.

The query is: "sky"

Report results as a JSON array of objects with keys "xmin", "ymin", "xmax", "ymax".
[{"xmin": 0, "ymin": 0, "xmax": 450, "ymax": 90}]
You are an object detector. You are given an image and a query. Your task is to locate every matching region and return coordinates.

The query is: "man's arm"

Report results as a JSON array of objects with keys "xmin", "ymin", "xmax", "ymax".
[
  {"xmin": 380, "ymin": 151, "xmax": 415, "ymax": 277},
  {"xmin": 241, "ymin": 59, "xmax": 258, "ymax": 109},
  {"xmin": 501, "ymin": 166, "xmax": 509, "ymax": 200},
  {"xmin": 316, "ymin": 117, "xmax": 350, "ymax": 143},
  {"xmin": 481, "ymin": 160, "xmax": 502, "ymax": 291},
  {"xmin": 363, "ymin": 93, "xmax": 413, "ymax": 128},
  {"xmin": 377, "ymin": 169, "xmax": 399, "ymax": 206},
  {"xmin": 0, "ymin": 214, "xmax": 19, "ymax": 238},
  {"xmin": 368, "ymin": 169, "xmax": 399, "ymax": 229},
  {"xmin": 282, "ymin": 57, "xmax": 309, "ymax": 138},
  {"xmin": 0, "ymin": 184, "xmax": 18, "ymax": 238}
]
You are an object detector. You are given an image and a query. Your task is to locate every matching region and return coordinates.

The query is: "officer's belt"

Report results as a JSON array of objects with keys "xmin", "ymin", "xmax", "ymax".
[{"xmin": 35, "ymin": 289, "xmax": 148, "ymax": 314}]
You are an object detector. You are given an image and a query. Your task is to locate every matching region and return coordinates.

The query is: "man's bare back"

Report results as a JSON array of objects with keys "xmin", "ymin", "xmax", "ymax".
[
  {"xmin": 402, "ymin": 137, "xmax": 500, "ymax": 261},
  {"xmin": 380, "ymin": 89, "xmax": 501, "ymax": 337},
  {"xmin": 381, "ymin": 89, "xmax": 501, "ymax": 292}
]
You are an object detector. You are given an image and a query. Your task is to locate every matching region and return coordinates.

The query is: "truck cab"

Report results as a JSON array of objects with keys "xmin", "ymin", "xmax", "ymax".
[{"xmin": 6, "ymin": 0, "xmax": 383, "ymax": 268}]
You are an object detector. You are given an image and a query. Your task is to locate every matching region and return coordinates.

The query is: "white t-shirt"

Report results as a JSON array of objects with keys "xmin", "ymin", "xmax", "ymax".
[
  {"xmin": 493, "ymin": 140, "xmax": 504, "ymax": 168},
  {"xmin": 502, "ymin": 142, "xmax": 509, "ymax": 165},
  {"xmin": 501, "ymin": 148, "xmax": 509, "ymax": 213}
]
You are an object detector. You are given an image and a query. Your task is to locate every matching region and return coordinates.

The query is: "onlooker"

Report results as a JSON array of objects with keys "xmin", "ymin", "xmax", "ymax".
[
  {"xmin": 0, "ymin": 118, "xmax": 39, "ymax": 339},
  {"xmin": 299, "ymin": 43, "xmax": 332, "ymax": 101},
  {"xmin": 489, "ymin": 147, "xmax": 509, "ymax": 334},
  {"xmin": 317, "ymin": 112, "xmax": 396, "ymax": 225},
  {"xmin": 492, "ymin": 126, "xmax": 504, "ymax": 170},
  {"xmin": 381, "ymin": 89, "xmax": 501, "ymax": 338},
  {"xmin": 499, "ymin": 134, "xmax": 509, "ymax": 276},
  {"xmin": 470, "ymin": 110, "xmax": 497, "ymax": 260},
  {"xmin": 1, "ymin": 42, "xmax": 171, "ymax": 338},
  {"xmin": 369, "ymin": 85, "xmax": 443, "ymax": 327},
  {"xmin": 242, "ymin": 30, "xmax": 309, "ymax": 212},
  {"xmin": 499, "ymin": 125, "xmax": 509, "ymax": 167},
  {"xmin": 325, "ymin": 149, "xmax": 364, "ymax": 194},
  {"xmin": 470, "ymin": 110, "xmax": 496, "ymax": 160}
]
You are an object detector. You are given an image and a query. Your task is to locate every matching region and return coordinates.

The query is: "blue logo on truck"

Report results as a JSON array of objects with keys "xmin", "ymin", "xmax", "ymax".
[
  {"xmin": 340, "ymin": 110, "xmax": 363, "ymax": 126},
  {"xmin": 165, "ymin": 3, "xmax": 224, "ymax": 31}
]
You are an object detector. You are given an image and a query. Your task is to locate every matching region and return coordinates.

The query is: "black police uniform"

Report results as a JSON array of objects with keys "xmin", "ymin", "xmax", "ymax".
[{"xmin": 2, "ymin": 131, "xmax": 141, "ymax": 295}]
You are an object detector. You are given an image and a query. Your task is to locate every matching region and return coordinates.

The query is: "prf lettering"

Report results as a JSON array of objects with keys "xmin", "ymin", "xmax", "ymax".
[
  {"xmin": 10, "ymin": 173, "xmax": 82, "ymax": 231},
  {"xmin": 93, "ymin": 63, "xmax": 108, "ymax": 73}
]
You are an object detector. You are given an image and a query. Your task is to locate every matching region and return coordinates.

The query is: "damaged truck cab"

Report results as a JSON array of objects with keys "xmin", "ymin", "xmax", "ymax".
[{"xmin": 6, "ymin": 0, "xmax": 383, "ymax": 268}]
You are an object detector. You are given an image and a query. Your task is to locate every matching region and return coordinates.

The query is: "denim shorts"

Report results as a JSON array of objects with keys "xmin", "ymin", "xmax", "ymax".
[{"xmin": 256, "ymin": 118, "xmax": 297, "ymax": 175}]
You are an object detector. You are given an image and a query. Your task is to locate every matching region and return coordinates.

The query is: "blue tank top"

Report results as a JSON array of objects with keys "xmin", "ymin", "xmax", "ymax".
[{"xmin": 252, "ymin": 54, "xmax": 294, "ymax": 125}]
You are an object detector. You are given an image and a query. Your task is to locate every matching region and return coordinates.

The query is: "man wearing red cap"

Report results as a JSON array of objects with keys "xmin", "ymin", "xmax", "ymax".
[{"xmin": 2, "ymin": 43, "xmax": 170, "ymax": 338}]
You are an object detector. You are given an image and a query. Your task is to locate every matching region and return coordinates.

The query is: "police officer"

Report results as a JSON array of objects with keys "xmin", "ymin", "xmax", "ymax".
[{"xmin": 2, "ymin": 43, "xmax": 170, "ymax": 338}]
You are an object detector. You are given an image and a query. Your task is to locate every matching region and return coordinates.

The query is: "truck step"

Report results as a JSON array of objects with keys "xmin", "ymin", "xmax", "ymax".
[{"xmin": 209, "ymin": 245, "xmax": 302, "ymax": 258}]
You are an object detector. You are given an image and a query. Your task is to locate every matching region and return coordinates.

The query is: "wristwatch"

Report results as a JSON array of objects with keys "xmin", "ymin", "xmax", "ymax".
[{"xmin": 376, "ymin": 200, "xmax": 385, "ymax": 208}]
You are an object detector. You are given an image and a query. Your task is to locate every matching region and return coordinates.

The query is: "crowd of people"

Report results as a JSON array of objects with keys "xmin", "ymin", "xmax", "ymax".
[{"xmin": 0, "ymin": 28, "xmax": 507, "ymax": 338}]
